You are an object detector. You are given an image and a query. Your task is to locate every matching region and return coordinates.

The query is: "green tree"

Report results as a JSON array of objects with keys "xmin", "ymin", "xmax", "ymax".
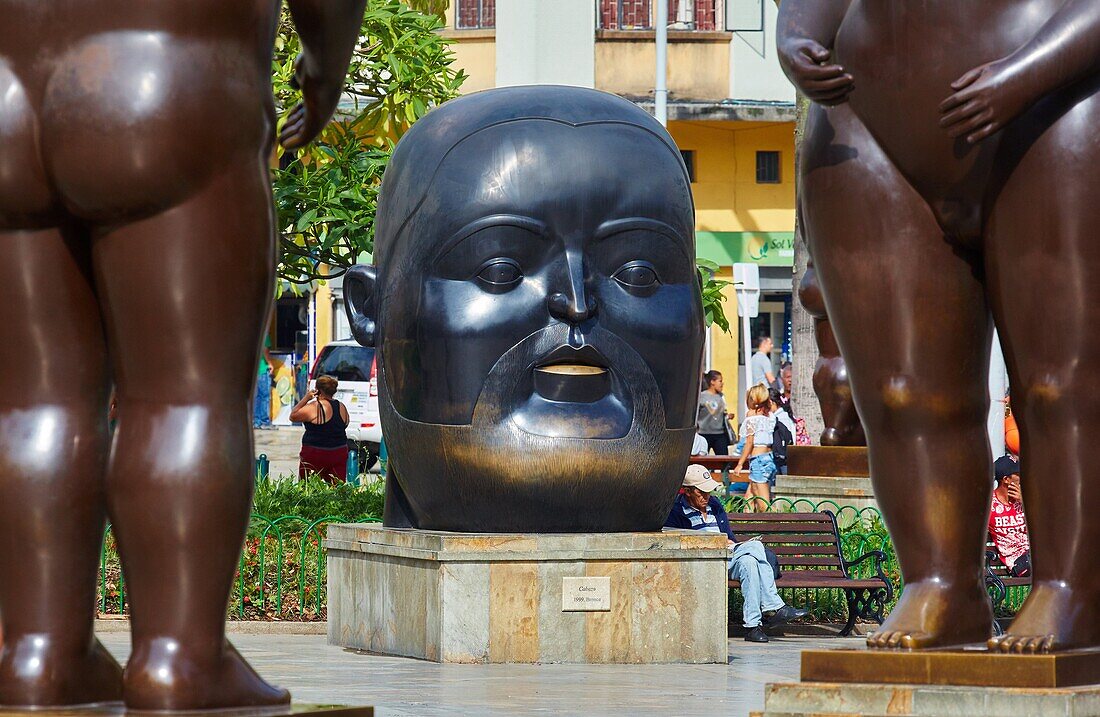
[{"xmin": 272, "ymin": 0, "xmax": 466, "ymax": 284}]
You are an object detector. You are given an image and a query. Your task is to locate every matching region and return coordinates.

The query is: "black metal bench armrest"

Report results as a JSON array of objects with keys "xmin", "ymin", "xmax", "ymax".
[
  {"xmin": 985, "ymin": 566, "xmax": 1008, "ymax": 610},
  {"xmin": 844, "ymin": 550, "xmax": 894, "ymax": 603}
]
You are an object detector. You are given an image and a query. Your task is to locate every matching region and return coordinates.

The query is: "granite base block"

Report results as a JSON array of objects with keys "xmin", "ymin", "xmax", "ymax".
[
  {"xmin": 753, "ymin": 680, "xmax": 1100, "ymax": 717},
  {"xmin": 325, "ymin": 524, "xmax": 729, "ymax": 664},
  {"xmin": 0, "ymin": 705, "xmax": 373, "ymax": 717}
]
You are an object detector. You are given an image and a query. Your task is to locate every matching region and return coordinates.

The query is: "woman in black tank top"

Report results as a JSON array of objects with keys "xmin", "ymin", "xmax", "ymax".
[{"xmin": 290, "ymin": 374, "xmax": 350, "ymax": 484}]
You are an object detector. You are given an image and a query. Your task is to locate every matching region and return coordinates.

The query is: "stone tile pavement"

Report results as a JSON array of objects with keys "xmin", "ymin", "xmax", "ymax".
[
  {"xmin": 99, "ymin": 632, "xmax": 863, "ymax": 716},
  {"xmin": 254, "ymin": 425, "xmax": 306, "ymax": 480}
]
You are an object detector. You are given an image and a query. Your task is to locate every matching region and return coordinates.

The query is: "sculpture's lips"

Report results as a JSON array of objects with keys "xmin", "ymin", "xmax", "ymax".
[
  {"xmin": 533, "ymin": 345, "xmax": 612, "ymax": 403},
  {"xmin": 536, "ymin": 364, "xmax": 607, "ymax": 376},
  {"xmin": 535, "ymin": 344, "xmax": 609, "ymax": 370}
]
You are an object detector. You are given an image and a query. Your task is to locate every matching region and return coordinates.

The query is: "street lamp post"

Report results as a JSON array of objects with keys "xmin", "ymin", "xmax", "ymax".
[{"xmin": 655, "ymin": 0, "xmax": 668, "ymax": 125}]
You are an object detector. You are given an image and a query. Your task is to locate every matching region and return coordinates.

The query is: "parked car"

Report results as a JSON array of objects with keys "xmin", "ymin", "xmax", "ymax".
[{"xmin": 310, "ymin": 339, "xmax": 381, "ymax": 471}]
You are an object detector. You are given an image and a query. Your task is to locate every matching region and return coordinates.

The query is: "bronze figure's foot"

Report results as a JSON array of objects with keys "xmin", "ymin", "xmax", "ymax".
[
  {"xmin": 867, "ymin": 580, "xmax": 992, "ymax": 650},
  {"xmin": 989, "ymin": 582, "xmax": 1100, "ymax": 653},
  {"xmin": 0, "ymin": 635, "xmax": 122, "ymax": 707},
  {"xmin": 123, "ymin": 638, "xmax": 289, "ymax": 711}
]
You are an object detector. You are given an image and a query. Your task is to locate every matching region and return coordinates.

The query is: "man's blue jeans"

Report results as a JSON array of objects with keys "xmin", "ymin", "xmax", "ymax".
[
  {"xmin": 729, "ymin": 540, "xmax": 786, "ymax": 628},
  {"xmin": 254, "ymin": 370, "xmax": 272, "ymax": 428}
]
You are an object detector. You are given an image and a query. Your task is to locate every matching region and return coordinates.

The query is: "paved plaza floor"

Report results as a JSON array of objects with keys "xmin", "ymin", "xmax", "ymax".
[{"xmin": 99, "ymin": 631, "xmax": 861, "ymax": 716}]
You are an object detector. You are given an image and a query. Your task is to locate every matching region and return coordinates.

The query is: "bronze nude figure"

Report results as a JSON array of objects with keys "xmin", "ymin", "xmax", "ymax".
[
  {"xmin": 344, "ymin": 85, "xmax": 706, "ymax": 533},
  {"xmin": 798, "ymin": 260, "xmax": 864, "ymax": 447},
  {"xmin": 0, "ymin": 0, "xmax": 365, "ymax": 708},
  {"xmin": 780, "ymin": 0, "xmax": 1100, "ymax": 653}
]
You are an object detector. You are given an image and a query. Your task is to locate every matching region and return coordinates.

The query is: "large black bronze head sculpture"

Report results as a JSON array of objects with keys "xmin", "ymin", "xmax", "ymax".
[{"xmin": 345, "ymin": 86, "xmax": 704, "ymax": 532}]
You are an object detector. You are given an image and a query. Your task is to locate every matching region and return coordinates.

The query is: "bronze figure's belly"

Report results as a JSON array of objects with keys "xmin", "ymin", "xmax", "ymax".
[{"xmin": 835, "ymin": 0, "xmax": 1062, "ymax": 237}]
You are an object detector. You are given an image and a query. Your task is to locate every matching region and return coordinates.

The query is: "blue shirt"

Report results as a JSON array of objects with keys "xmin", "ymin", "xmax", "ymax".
[{"xmin": 664, "ymin": 494, "xmax": 736, "ymax": 542}]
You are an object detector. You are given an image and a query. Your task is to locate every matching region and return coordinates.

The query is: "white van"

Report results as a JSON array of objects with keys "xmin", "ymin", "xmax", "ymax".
[{"xmin": 310, "ymin": 339, "xmax": 381, "ymax": 470}]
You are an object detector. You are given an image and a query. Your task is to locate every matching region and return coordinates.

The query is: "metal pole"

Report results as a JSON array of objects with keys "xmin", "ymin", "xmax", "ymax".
[
  {"xmin": 988, "ymin": 328, "xmax": 1008, "ymax": 458},
  {"xmin": 307, "ymin": 291, "xmax": 317, "ymax": 368},
  {"xmin": 655, "ymin": 0, "xmax": 668, "ymax": 125},
  {"xmin": 742, "ymin": 310, "xmax": 752, "ymax": 412}
]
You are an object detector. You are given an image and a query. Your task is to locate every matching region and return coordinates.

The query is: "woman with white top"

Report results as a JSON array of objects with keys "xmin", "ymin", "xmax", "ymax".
[{"xmin": 733, "ymin": 385, "xmax": 777, "ymax": 510}]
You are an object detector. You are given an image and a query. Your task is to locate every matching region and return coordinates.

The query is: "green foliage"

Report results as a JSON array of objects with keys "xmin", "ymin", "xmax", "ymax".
[
  {"xmin": 273, "ymin": 1, "xmax": 467, "ymax": 283},
  {"xmin": 251, "ymin": 477, "xmax": 385, "ymax": 523},
  {"xmin": 697, "ymin": 258, "xmax": 733, "ymax": 334}
]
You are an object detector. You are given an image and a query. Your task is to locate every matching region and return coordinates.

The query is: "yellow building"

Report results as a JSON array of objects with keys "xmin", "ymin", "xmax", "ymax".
[{"xmin": 442, "ymin": 0, "xmax": 798, "ymax": 408}]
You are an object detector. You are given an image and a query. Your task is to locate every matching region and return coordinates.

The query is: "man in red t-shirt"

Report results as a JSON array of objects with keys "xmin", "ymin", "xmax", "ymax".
[{"xmin": 989, "ymin": 455, "xmax": 1030, "ymax": 577}]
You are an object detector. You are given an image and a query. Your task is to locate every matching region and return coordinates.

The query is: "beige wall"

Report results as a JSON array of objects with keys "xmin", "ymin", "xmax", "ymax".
[
  {"xmin": 442, "ymin": 5, "xmax": 496, "ymax": 94},
  {"xmin": 595, "ymin": 33, "xmax": 731, "ymax": 100}
]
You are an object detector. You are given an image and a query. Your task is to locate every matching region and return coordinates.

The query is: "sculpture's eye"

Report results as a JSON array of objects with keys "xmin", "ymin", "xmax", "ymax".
[
  {"xmin": 476, "ymin": 259, "xmax": 523, "ymax": 288},
  {"xmin": 613, "ymin": 262, "xmax": 660, "ymax": 289}
]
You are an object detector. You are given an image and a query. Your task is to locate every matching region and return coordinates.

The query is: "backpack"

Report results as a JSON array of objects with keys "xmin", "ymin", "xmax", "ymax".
[{"xmin": 773, "ymin": 418, "xmax": 793, "ymax": 470}]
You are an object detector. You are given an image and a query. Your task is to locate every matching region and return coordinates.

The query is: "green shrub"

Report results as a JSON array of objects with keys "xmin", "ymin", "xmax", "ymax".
[{"xmin": 252, "ymin": 476, "xmax": 383, "ymax": 523}]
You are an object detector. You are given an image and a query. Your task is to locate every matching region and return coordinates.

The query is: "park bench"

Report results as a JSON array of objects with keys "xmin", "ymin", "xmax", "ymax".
[
  {"xmin": 726, "ymin": 511, "xmax": 893, "ymax": 636},
  {"xmin": 984, "ymin": 540, "xmax": 1031, "ymax": 635}
]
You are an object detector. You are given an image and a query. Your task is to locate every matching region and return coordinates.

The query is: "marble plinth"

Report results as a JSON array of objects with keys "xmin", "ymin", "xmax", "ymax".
[
  {"xmin": 752, "ymin": 681, "xmax": 1100, "ymax": 717},
  {"xmin": 325, "ymin": 524, "xmax": 729, "ymax": 664},
  {"xmin": 4, "ymin": 706, "xmax": 372, "ymax": 717},
  {"xmin": 802, "ymin": 647, "xmax": 1100, "ymax": 688},
  {"xmin": 775, "ymin": 474, "xmax": 877, "ymax": 512}
]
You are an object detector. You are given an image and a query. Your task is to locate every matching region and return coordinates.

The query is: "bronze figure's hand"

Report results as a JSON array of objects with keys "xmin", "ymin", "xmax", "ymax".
[
  {"xmin": 778, "ymin": 38, "xmax": 854, "ymax": 106},
  {"xmin": 279, "ymin": 53, "xmax": 343, "ymax": 149},
  {"xmin": 939, "ymin": 59, "xmax": 1031, "ymax": 144}
]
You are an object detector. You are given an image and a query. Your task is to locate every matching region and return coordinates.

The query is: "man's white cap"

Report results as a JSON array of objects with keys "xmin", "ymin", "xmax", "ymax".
[{"xmin": 683, "ymin": 464, "xmax": 721, "ymax": 493}]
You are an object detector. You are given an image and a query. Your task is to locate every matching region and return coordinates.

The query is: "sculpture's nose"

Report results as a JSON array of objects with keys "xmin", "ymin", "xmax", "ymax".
[
  {"xmin": 548, "ymin": 291, "xmax": 596, "ymax": 323},
  {"xmin": 547, "ymin": 253, "xmax": 596, "ymax": 324}
]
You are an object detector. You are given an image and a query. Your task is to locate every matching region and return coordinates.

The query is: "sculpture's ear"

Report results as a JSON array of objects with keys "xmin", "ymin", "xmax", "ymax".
[{"xmin": 344, "ymin": 264, "xmax": 378, "ymax": 347}]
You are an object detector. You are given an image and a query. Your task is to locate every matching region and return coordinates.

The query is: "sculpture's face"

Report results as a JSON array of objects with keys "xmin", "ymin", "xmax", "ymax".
[{"xmin": 360, "ymin": 118, "xmax": 704, "ymax": 532}]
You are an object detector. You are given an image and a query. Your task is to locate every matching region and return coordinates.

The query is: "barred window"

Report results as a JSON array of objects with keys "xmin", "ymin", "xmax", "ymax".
[
  {"xmin": 600, "ymin": 0, "xmax": 719, "ymax": 31},
  {"xmin": 457, "ymin": 0, "xmax": 495, "ymax": 29},
  {"xmin": 756, "ymin": 151, "xmax": 781, "ymax": 184}
]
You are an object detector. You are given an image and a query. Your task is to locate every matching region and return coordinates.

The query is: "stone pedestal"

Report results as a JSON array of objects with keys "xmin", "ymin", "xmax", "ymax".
[
  {"xmin": 753, "ymin": 681, "xmax": 1100, "ymax": 717},
  {"xmin": 325, "ymin": 524, "xmax": 729, "ymax": 664},
  {"xmin": 774, "ymin": 474, "xmax": 877, "ymax": 511},
  {"xmin": 753, "ymin": 648, "xmax": 1100, "ymax": 716},
  {"xmin": 779, "ymin": 446, "xmax": 877, "ymax": 512}
]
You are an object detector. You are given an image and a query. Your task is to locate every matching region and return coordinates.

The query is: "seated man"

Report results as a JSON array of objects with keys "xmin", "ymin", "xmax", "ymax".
[
  {"xmin": 665, "ymin": 465, "xmax": 808, "ymax": 642},
  {"xmin": 990, "ymin": 455, "xmax": 1031, "ymax": 577}
]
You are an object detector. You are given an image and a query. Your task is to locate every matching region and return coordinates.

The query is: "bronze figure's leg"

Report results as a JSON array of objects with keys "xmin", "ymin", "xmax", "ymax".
[
  {"xmin": 0, "ymin": 226, "xmax": 123, "ymax": 706},
  {"xmin": 95, "ymin": 161, "xmax": 289, "ymax": 709},
  {"xmin": 985, "ymin": 96, "xmax": 1100, "ymax": 653},
  {"xmin": 802, "ymin": 105, "xmax": 994, "ymax": 649}
]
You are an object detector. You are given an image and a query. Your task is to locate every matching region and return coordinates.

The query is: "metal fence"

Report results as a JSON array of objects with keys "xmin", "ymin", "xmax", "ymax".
[
  {"xmin": 98, "ymin": 513, "xmax": 374, "ymax": 621},
  {"xmin": 97, "ymin": 498, "xmax": 1028, "ymax": 623}
]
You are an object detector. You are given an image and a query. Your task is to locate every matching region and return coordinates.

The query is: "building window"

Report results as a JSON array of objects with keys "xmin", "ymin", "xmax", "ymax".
[
  {"xmin": 457, "ymin": 0, "xmax": 495, "ymax": 29},
  {"xmin": 600, "ymin": 0, "xmax": 652, "ymax": 30},
  {"xmin": 599, "ymin": 0, "xmax": 721, "ymax": 31},
  {"xmin": 680, "ymin": 150, "xmax": 696, "ymax": 183},
  {"xmin": 756, "ymin": 151, "xmax": 780, "ymax": 184}
]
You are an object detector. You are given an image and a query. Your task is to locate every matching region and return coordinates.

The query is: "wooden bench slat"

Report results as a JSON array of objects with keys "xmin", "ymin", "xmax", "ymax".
[
  {"xmin": 729, "ymin": 577, "xmax": 885, "ymax": 589},
  {"xmin": 767, "ymin": 545, "xmax": 839, "ymax": 555},
  {"xmin": 774, "ymin": 569, "xmax": 848, "ymax": 578},
  {"xmin": 776, "ymin": 556, "xmax": 843, "ymax": 567},
  {"xmin": 748, "ymin": 534, "xmax": 838, "ymax": 545},
  {"xmin": 728, "ymin": 512, "xmax": 835, "ymax": 522},
  {"xmin": 730, "ymin": 522, "xmax": 835, "ymax": 533}
]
